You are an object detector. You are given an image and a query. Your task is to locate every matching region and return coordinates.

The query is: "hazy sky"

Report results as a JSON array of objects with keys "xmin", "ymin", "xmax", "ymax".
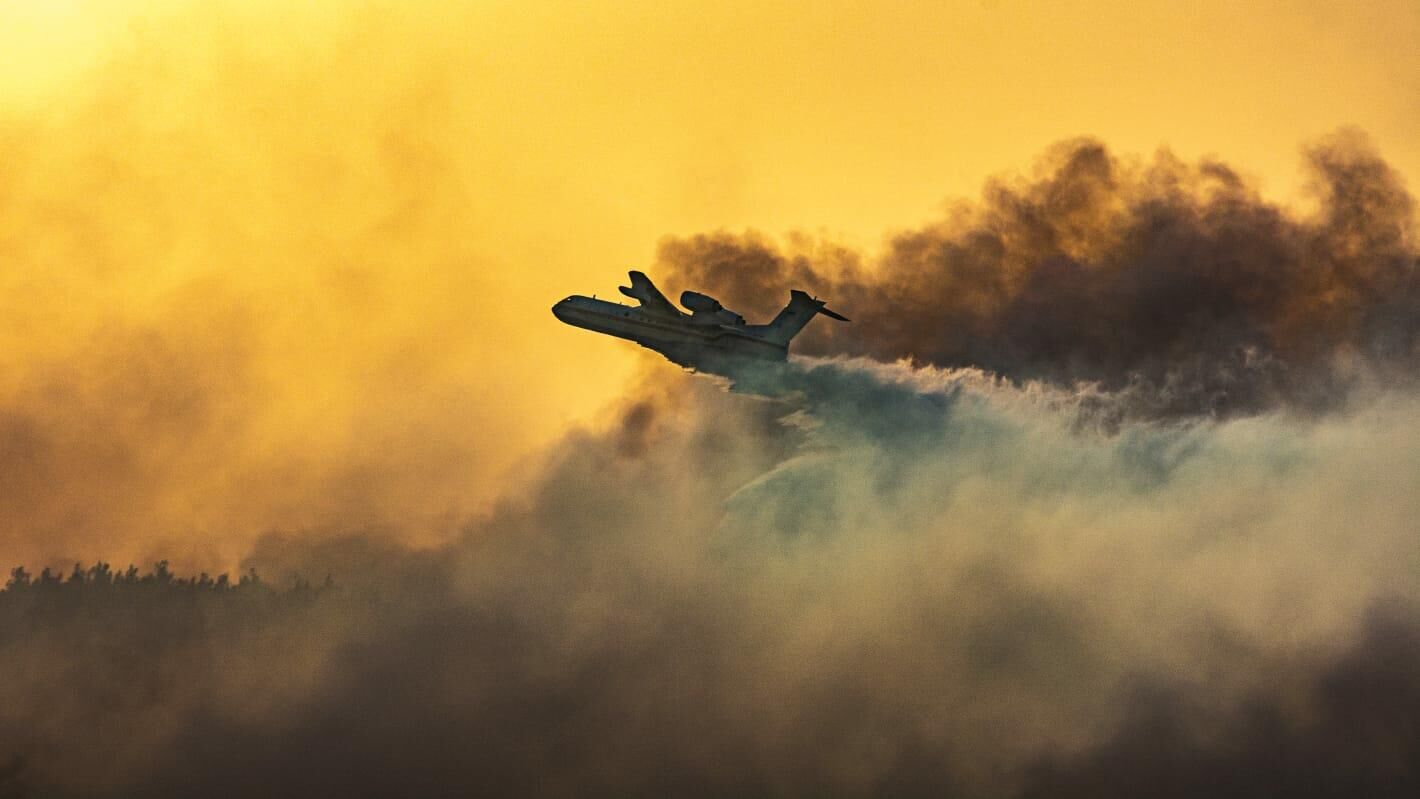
[{"xmin": 0, "ymin": 0, "xmax": 1415, "ymax": 568}]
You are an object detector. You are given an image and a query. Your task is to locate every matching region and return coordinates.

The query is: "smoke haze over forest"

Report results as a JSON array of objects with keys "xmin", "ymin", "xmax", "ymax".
[
  {"xmin": 9, "ymin": 350, "xmax": 1420, "ymax": 795},
  {"xmin": 4, "ymin": 0, "xmax": 1420, "ymax": 795}
]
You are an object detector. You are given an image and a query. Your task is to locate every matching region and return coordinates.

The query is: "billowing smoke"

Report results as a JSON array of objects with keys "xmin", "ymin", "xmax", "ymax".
[
  {"xmin": 658, "ymin": 132, "xmax": 1419, "ymax": 420},
  {"xmin": 7, "ymin": 357, "xmax": 1420, "ymax": 796},
  {"xmin": 3, "ymin": 1, "xmax": 1418, "ymax": 794}
]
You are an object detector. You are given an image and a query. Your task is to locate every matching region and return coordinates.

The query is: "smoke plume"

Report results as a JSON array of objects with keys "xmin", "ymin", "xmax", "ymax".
[{"xmin": 658, "ymin": 132, "xmax": 1418, "ymax": 420}]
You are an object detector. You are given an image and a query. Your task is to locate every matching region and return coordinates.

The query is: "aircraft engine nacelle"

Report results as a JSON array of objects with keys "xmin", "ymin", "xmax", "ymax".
[{"xmin": 680, "ymin": 291, "xmax": 723, "ymax": 314}]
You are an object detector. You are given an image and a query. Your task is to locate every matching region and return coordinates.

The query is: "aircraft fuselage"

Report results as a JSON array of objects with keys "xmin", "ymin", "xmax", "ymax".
[{"xmin": 552, "ymin": 295, "xmax": 785, "ymax": 371}]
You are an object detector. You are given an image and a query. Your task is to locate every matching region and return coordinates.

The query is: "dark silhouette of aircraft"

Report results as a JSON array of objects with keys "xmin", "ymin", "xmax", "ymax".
[{"xmin": 553, "ymin": 271, "xmax": 848, "ymax": 374}]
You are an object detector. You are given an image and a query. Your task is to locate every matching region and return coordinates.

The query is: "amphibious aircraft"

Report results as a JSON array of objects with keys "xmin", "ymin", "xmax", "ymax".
[{"xmin": 552, "ymin": 271, "xmax": 848, "ymax": 374}]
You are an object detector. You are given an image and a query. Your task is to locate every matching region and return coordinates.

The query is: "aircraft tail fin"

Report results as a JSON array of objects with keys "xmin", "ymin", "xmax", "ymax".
[{"xmin": 760, "ymin": 290, "xmax": 849, "ymax": 346}]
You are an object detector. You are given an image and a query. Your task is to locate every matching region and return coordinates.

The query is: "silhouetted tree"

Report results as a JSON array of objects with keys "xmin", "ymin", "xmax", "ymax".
[{"xmin": 5, "ymin": 568, "xmax": 29, "ymax": 590}]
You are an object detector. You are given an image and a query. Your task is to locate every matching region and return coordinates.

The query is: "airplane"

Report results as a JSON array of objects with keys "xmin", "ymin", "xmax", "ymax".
[{"xmin": 552, "ymin": 270, "xmax": 848, "ymax": 374}]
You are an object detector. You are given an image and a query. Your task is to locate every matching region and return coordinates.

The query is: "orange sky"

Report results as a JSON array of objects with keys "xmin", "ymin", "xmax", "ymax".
[{"xmin": 0, "ymin": 0, "xmax": 1416, "ymax": 569}]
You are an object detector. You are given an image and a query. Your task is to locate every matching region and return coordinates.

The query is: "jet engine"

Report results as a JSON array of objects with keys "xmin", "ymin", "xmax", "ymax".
[{"xmin": 679, "ymin": 291, "xmax": 723, "ymax": 313}]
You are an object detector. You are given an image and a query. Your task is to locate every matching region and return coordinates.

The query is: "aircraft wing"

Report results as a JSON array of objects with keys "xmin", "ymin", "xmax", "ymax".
[{"xmin": 619, "ymin": 270, "xmax": 682, "ymax": 318}]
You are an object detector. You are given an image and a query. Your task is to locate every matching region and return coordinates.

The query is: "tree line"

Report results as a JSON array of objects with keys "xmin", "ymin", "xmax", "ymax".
[{"xmin": 3, "ymin": 561, "xmax": 332, "ymax": 595}]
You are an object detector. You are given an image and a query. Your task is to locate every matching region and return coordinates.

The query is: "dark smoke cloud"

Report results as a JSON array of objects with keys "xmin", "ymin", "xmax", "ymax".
[
  {"xmin": 658, "ymin": 132, "xmax": 1418, "ymax": 419},
  {"xmin": 1021, "ymin": 603, "xmax": 1420, "ymax": 799}
]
